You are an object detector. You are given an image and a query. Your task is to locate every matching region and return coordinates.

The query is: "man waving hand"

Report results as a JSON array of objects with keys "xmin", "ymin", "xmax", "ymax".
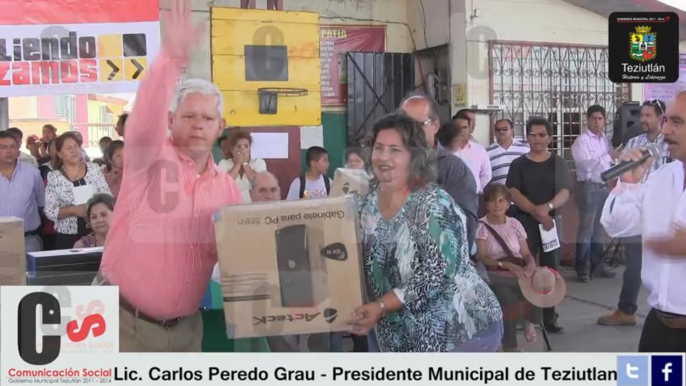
[{"xmin": 96, "ymin": 0, "xmax": 242, "ymax": 352}]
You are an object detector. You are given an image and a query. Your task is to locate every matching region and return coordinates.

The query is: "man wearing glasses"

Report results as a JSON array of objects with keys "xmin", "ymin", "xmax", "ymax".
[
  {"xmin": 399, "ymin": 93, "xmax": 479, "ymax": 249},
  {"xmin": 571, "ymin": 105, "xmax": 620, "ymax": 283},
  {"xmin": 597, "ymin": 99, "xmax": 671, "ymax": 327},
  {"xmin": 487, "ymin": 118, "xmax": 530, "ymax": 186}
]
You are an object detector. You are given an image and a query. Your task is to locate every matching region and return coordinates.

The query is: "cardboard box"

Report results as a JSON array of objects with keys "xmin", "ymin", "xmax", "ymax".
[
  {"xmin": 0, "ymin": 217, "xmax": 26, "ymax": 285},
  {"xmin": 214, "ymin": 196, "xmax": 365, "ymax": 339},
  {"xmin": 330, "ymin": 168, "xmax": 372, "ymax": 197}
]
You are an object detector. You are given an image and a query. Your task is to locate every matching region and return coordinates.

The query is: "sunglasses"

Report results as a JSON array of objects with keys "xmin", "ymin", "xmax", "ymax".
[{"xmin": 647, "ymin": 99, "xmax": 665, "ymax": 116}]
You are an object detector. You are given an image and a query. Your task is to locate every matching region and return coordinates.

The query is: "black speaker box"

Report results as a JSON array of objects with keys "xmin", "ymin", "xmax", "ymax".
[{"xmin": 612, "ymin": 102, "xmax": 643, "ymax": 147}]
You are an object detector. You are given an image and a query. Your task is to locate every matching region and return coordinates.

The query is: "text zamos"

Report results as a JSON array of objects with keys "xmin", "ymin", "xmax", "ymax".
[{"xmin": 0, "ymin": 32, "xmax": 97, "ymax": 86}]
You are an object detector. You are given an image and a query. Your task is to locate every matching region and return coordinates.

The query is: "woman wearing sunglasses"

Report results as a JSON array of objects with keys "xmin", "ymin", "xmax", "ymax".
[{"xmin": 505, "ymin": 116, "xmax": 573, "ymax": 335}]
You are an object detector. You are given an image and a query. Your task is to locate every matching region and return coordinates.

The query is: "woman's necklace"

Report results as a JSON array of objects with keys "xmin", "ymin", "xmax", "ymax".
[{"xmin": 63, "ymin": 163, "xmax": 84, "ymax": 181}]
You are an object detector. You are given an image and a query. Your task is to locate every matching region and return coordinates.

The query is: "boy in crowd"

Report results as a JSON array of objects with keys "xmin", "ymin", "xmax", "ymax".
[{"xmin": 287, "ymin": 146, "xmax": 332, "ymax": 200}]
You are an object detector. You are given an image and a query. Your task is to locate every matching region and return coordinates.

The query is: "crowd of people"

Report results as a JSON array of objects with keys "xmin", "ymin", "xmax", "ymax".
[
  {"xmin": 3, "ymin": 0, "xmax": 686, "ymax": 354},
  {"xmin": 0, "ymin": 122, "xmax": 124, "ymax": 253}
]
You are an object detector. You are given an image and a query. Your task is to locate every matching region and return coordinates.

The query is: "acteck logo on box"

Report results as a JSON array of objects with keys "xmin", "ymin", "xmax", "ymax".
[{"xmin": 1, "ymin": 286, "xmax": 119, "ymax": 368}]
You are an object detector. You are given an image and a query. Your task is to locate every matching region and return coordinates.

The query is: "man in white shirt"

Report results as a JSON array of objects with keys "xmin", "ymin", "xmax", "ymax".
[
  {"xmin": 598, "ymin": 99, "xmax": 671, "ymax": 327},
  {"xmin": 486, "ymin": 118, "xmax": 529, "ymax": 185},
  {"xmin": 600, "ymin": 91, "xmax": 686, "ymax": 352},
  {"xmin": 571, "ymin": 105, "xmax": 620, "ymax": 282},
  {"xmin": 449, "ymin": 112, "xmax": 492, "ymax": 193}
]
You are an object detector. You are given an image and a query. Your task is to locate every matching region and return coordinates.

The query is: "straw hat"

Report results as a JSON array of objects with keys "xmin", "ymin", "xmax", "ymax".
[{"xmin": 518, "ymin": 267, "xmax": 566, "ymax": 308}]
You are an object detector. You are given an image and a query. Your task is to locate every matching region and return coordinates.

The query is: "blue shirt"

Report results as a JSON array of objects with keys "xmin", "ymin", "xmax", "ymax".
[{"xmin": 0, "ymin": 161, "xmax": 45, "ymax": 232}]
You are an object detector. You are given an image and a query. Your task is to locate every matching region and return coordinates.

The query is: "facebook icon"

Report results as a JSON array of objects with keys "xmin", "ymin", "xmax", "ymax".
[
  {"xmin": 651, "ymin": 355, "xmax": 684, "ymax": 386},
  {"xmin": 617, "ymin": 356, "xmax": 649, "ymax": 386}
]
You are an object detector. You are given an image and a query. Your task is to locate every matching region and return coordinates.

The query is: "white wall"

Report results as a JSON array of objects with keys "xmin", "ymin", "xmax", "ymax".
[
  {"xmin": 159, "ymin": 0, "xmax": 412, "ymax": 81},
  {"xmin": 406, "ymin": 0, "xmax": 450, "ymax": 50}
]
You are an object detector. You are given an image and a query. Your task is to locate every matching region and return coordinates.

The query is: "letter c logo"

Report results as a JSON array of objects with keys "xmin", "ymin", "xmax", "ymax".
[
  {"xmin": 148, "ymin": 160, "xmax": 179, "ymax": 213},
  {"xmin": 18, "ymin": 292, "xmax": 62, "ymax": 365}
]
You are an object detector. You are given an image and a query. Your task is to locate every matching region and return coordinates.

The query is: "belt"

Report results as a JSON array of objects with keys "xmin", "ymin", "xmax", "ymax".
[
  {"xmin": 118, "ymin": 295, "xmax": 185, "ymax": 328},
  {"xmin": 655, "ymin": 310, "xmax": 686, "ymax": 329},
  {"xmin": 24, "ymin": 228, "xmax": 40, "ymax": 237},
  {"xmin": 96, "ymin": 273, "xmax": 186, "ymax": 328}
]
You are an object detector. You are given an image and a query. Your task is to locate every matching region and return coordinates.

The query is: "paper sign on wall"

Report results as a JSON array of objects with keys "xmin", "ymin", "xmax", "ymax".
[
  {"xmin": 300, "ymin": 126, "xmax": 324, "ymax": 149},
  {"xmin": 643, "ymin": 54, "xmax": 686, "ymax": 102},
  {"xmin": 251, "ymin": 132, "xmax": 289, "ymax": 159}
]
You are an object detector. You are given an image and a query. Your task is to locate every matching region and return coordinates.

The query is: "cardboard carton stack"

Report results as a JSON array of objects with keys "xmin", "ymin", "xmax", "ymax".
[{"xmin": 0, "ymin": 217, "xmax": 26, "ymax": 286}]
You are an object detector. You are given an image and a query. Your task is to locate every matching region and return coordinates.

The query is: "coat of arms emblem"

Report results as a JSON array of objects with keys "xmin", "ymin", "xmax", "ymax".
[{"xmin": 630, "ymin": 26, "xmax": 656, "ymax": 62}]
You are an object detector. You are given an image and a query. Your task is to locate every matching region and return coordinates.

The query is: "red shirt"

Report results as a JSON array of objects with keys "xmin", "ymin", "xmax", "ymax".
[{"xmin": 99, "ymin": 50, "xmax": 241, "ymax": 319}]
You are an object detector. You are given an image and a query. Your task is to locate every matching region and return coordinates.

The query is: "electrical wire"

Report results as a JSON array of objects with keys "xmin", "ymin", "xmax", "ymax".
[{"xmin": 417, "ymin": 0, "xmax": 429, "ymax": 49}]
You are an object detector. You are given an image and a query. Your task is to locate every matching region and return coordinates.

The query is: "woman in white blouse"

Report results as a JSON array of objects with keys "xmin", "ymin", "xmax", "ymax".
[
  {"xmin": 218, "ymin": 129, "xmax": 267, "ymax": 203},
  {"xmin": 45, "ymin": 132, "xmax": 111, "ymax": 249}
]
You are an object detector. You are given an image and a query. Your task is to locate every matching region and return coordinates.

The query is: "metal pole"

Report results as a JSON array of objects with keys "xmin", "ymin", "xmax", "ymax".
[{"xmin": 0, "ymin": 97, "xmax": 8, "ymax": 131}]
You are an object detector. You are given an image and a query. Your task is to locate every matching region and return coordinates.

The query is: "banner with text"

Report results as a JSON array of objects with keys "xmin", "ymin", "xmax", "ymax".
[
  {"xmin": 0, "ymin": 0, "xmax": 160, "ymax": 97},
  {"xmin": 643, "ymin": 54, "xmax": 686, "ymax": 102},
  {"xmin": 2, "ymin": 286, "xmax": 684, "ymax": 386},
  {"xmin": 320, "ymin": 25, "xmax": 385, "ymax": 107}
]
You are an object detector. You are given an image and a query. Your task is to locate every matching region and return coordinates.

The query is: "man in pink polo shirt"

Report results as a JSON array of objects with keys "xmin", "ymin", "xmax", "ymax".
[{"xmin": 94, "ymin": 0, "xmax": 241, "ymax": 352}]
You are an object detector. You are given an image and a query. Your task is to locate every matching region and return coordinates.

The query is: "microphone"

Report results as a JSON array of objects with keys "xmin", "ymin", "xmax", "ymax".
[{"xmin": 600, "ymin": 143, "xmax": 661, "ymax": 182}]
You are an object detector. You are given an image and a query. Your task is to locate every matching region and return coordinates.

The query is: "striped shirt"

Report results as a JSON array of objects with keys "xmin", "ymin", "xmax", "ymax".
[
  {"xmin": 486, "ymin": 140, "xmax": 530, "ymax": 185},
  {"xmin": 0, "ymin": 161, "xmax": 44, "ymax": 232},
  {"xmin": 624, "ymin": 132, "xmax": 671, "ymax": 182},
  {"xmin": 99, "ymin": 50, "xmax": 242, "ymax": 320}
]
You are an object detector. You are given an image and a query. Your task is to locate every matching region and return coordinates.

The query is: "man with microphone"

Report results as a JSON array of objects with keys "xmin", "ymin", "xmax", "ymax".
[
  {"xmin": 597, "ymin": 99, "xmax": 670, "ymax": 327},
  {"xmin": 600, "ymin": 91, "xmax": 686, "ymax": 352}
]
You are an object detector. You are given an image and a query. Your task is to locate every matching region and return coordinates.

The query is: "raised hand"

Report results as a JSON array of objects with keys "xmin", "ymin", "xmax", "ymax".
[{"xmin": 161, "ymin": 0, "xmax": 207, "ymax": 62}]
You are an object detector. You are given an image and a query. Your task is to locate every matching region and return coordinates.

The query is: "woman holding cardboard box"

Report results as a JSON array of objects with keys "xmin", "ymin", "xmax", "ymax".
[{"xmin": 349, "ymin": 112, "xmax": 503, "ymax": 352}]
